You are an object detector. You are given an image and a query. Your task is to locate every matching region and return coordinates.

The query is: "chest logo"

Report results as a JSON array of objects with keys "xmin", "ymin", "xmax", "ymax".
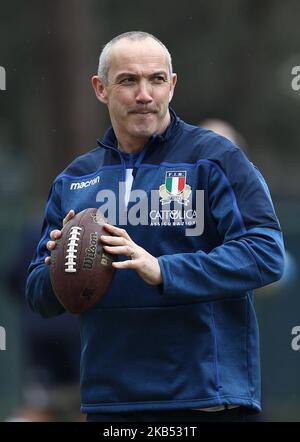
[
  {"xmin": 70, "ymin": 175, "xmax": 100, "ymax": 190},
  {"xmin": 159, "ymin": 171, "xmax": 191, "ymax": 205}
]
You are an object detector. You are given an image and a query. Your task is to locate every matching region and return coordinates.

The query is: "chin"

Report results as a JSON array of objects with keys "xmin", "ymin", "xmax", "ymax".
[{"xmin": 130, "ymin": 124, "xmax": 157, "ymax": 138}]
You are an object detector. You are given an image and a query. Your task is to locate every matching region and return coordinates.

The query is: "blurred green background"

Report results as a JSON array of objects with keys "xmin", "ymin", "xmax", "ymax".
[{"xmin": 1, "ymin": 0, "xmax": 300, "ymax": 421}]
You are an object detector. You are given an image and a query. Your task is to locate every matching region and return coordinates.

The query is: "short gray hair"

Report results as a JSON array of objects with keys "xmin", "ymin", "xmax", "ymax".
[{"xmin": 97, "ymin": 31, "xmax": 173, "ymax": 84}]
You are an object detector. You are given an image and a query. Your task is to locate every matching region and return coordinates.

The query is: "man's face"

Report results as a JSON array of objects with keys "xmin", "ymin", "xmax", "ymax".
[{"xmin": 93, "ymin": 38, "xmax": 177, "ymax": 147}]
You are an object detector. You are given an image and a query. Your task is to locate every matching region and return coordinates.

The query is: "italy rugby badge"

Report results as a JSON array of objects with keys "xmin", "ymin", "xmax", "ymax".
[{"xmin": 159, "ymin": 171, "xmax": 191, "ymax": 205}]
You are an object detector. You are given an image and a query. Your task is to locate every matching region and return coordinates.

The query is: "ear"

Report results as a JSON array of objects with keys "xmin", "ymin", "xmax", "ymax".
[
  {"xmin": 168, "ymin": 73, "xmax": 177, "ymax": 103},
  {"xmin": 91, "ymin": 75, "xmax": 108, "ymax": 104}
]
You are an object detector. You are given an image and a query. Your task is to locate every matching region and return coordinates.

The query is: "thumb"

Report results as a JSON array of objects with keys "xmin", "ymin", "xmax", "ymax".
[{"xmin": 63, "ymin": 209, "xmax": 75, "ymax": 226}]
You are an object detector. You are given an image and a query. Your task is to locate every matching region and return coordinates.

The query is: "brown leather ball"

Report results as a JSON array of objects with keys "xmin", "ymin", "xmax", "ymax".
[{"xmin": 50, "ymin": 208, "xmax": 115, "ymax": 314}]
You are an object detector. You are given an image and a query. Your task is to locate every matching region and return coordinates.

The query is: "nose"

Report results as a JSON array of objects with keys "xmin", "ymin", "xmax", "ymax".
[{"xmin": 135, "ymin": 80, "xmax": 153, "ymax": 104}]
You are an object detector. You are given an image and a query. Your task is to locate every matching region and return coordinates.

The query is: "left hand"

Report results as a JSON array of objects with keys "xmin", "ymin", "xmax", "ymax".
[{"xmin": 100, "ymin": 224, "xmax": 163, "ymax": 286}]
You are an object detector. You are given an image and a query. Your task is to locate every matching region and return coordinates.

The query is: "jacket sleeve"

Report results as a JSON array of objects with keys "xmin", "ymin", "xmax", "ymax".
[
  {"xmin": 158, "ymin": 146, "xmax": 285, "ymax": 301},
  {"xmin": 25, "ymin": 180, "xmax": 66, "ymax": 318}
]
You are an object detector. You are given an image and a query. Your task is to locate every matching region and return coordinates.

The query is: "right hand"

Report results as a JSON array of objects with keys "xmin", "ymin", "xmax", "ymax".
[{"xmin": 45, "ymin": 210, "xmax": 75, "ymax": 265}]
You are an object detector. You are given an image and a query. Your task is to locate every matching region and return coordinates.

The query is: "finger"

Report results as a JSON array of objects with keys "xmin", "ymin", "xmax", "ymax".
[
  {"xmin": 63, "ymin": 209, "xmax": 75, "ymax": 226},
  {"xmin": 103, "ymin": 223, "xmax": 131, "ymax": 240},
  {"xmin": 112, "ymin": 260, "xmax": 136, "ymax": 270},
  {"xmin": 101, "ymin": 235, "xmax": 129, "ymax": 246},
  {"xmin": 46, "ymin": 240, "xmax": 57, "ymax": 250},
  {"xmin": 50, "ymin": 230, "xmax": 62, "ymax": 241},
  {"xmin": 103, "ymin": 245, "xmax": 134, "ymax": 256},
  {"xmin": 45, "ymin": 256, "xmax": 51, "ymax": 265}
]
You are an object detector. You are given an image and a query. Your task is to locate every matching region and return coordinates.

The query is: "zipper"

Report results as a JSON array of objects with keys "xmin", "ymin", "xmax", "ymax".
[
  {"xmin": 97, "ymin": 138, "xmax": 155, "ymax": 212},
  {"xmin": 97, "ymin": 141, "xmax": 127, "ymax": 214}
]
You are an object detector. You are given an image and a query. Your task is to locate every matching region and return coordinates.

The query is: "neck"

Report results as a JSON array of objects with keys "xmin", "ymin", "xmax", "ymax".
[{"xmin": 117, "ymin": 138, "xmax": 147, "ymax": 154}]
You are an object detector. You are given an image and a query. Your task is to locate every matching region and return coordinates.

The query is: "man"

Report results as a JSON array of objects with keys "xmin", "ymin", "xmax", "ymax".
[{"xmin": 26, "ymin": 31, "xmax": 285, "ymax": 422}]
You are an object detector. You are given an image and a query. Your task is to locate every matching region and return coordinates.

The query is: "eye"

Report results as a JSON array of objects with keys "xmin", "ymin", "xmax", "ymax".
[
  {"xmin": 151, "ymin": 75, "xmax": 167, "ymax": 84},
  {"xmin": 120, "ymin": 77, "xmax": 136, "ymax": 85}
]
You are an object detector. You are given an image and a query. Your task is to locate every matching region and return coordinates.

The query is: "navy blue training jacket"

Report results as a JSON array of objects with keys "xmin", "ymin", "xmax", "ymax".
[{"xmin": 26, "ymin": 109, "xmax": 285, "ymax": 414}]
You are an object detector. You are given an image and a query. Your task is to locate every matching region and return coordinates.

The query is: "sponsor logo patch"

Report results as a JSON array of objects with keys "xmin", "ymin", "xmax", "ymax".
[{"xmin": 70, "ymin": 175, "xmax": 100, "ymax": 190}]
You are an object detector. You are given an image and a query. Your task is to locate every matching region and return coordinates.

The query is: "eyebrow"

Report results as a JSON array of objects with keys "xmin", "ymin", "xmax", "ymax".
[{"xmin": 114, "ymin": 71, "xmax": 168, "ymax": 81}]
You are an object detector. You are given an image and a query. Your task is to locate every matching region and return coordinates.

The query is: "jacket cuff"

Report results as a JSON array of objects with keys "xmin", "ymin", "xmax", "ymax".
[
  {"xmin": 26, "ymin": 264, "xmax": 65, "ymax": 318},
  {"xmin": 157, "ymin": 256, "xmax": 172, "ymax": 296}
]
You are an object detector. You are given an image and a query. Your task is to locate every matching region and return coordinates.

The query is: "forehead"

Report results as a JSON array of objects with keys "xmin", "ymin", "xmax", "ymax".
[{"xmin": 108, "ymin": 38, "xmax": 169, "ymax": 77}]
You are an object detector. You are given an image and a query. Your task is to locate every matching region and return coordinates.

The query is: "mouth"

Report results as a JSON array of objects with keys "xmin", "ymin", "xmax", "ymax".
[{"xmin": 129, "ymin": 110, "xmax": 157, "ymax": 115}]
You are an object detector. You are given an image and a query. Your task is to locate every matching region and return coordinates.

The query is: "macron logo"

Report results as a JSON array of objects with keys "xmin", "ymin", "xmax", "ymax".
[{"xmin": 70, "ymin": 176, "xmax": 100, "ymax": 190}]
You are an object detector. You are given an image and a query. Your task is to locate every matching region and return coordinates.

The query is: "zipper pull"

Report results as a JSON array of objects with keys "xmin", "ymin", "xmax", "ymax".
[{"xmin": 132, "ymin": 168, "xmax": 137, "ymax": 179}]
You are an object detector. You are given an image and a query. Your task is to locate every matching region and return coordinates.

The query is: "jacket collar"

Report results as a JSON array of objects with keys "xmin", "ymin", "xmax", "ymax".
[{"xmin": 97, "ymin": 107, "xmax": 180, "ymax": 149}]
